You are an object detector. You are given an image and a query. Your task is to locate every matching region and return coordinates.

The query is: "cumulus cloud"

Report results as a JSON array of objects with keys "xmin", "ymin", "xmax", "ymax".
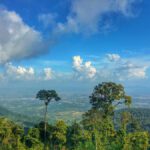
[
  {"xmin": 0, "ymin": 9, "xmax": 48, "ymax": 64},
  {"xmin": 73, "ymin": 56, "xmax": 97, "ymax": 79},
  {"xmin": 55, "ymin": 0, "xmax": 138, "ymax": 34},
  {"xmin": 0, "ymin": 54, "xmax": 147, "ymax": 82},
  {"xmin": 106, "ymin": 53, "xmax": 148, "ymax": 80},
  {"xmin": 73, "ymin": 56, "xmax": 83, "ymax": 71},
  {"xmin": 115, "ymin": 62, "xmax": 148, "ymax": 80},
  {"xmin": 72, "ymin": 54, "xmax": 147, "ymax": 81},
  {"xmin": 107, "ymin": 53, "xmax": 121, "ymax": 62},
  {"xmin": 5, "ymin": 63, "xmax": 35, "ymax": 80},
  {"xmin": 1, "ymin": 63, "xmax": 55, "ymax": 81},
  {"xmin": 44, "ymin": 68, "xmax": 53, "ymax": 80}
]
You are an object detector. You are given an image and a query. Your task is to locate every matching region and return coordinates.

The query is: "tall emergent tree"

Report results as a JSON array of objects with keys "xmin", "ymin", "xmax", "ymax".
[
  {"xmin": 36, "ymin": 90, "xmax": 61, "ymax": 150},
  {"xmin": 90, "ymin": 82, "xmax": 132, "ymax": 116}
]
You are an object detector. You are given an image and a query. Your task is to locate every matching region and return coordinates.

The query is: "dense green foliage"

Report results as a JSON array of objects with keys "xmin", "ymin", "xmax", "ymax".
[
  {"xmin": 90, "ymin": 82, "xmax": 131, "ymax": 116},
  {"xmin": 0, "ymin": 106, "xmax": 41, "ymax": 127},
  {"xmin": 115, "ymin": 108, "xmax": 150, "ymax": 132},
  {"xmin": 0, "ymin": 82, "xmax": 149, "ymax": 150}
]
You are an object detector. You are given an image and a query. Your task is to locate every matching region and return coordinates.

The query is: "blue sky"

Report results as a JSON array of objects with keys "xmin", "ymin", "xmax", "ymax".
[{"xmin": 0, "ymin": 0, "xmax": 150, "ymax": 96}]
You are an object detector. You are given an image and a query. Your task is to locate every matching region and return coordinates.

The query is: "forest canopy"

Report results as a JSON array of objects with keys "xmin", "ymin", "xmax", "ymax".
[{"xmin": 0, "ymin": 82, "xmax": 149, "ymax": 150}]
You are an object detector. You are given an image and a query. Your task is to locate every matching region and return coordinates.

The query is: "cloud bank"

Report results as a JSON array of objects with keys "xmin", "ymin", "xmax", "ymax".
[
  {"xmin": 106, "ymin": 53, "xmax": 148, "ymax": 80},
  {"xmin": 0, "ymin": 53, "xmax": 148, "ymax": 82}
]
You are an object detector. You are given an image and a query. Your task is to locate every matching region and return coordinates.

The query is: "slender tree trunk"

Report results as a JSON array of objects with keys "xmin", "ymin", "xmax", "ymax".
[
  {"xmin": 94, "ymin": 129, "xmax": 98, "ymax": 150},
  {"xmin": 44, "ymin": 103, "xmax": 48, "ymax": 150}
]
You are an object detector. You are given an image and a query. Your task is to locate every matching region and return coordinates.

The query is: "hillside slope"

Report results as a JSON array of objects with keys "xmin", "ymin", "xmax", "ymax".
[{"xmin": 115, "ymin": 108, "xmax": 150, "ymax": 131}]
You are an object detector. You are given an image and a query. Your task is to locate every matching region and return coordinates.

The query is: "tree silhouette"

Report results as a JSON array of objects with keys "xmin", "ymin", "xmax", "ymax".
[{"xmin": 36, "ymin": 90, "xmax": 60, "ymax": 150}]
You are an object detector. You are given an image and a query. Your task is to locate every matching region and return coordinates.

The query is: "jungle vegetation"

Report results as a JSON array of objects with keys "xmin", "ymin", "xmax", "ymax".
[{"xmin": 0, "ymin": 82, "xmax": 149, "ymax": 150}]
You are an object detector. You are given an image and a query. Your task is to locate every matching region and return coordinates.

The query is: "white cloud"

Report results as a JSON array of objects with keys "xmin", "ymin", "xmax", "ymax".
[
  {"xmin": 5, "ymin": 63, "xmax": 35, "ymax": 80},
  {"xmin": 92, "ymin": 53, "xmax": 149, "ymax": 81},
  {"xmin": 73, "ymin": 56, "xmax": 83, "ymax": 71},
  {"xmin": 55, "ymin": 17, "xmax": 79, "ymax": 34},
  {"xmin": 44, "ymin": 68, "xmax": 53, "ymax": 80},
  {"xmin": 38, "ymin": 13, "xmax": 57, "ymax": 27},
  {"xmin": 1, "ymin": 63, "xmax": 54, "ymax": 81},
  {"xmin": 115, "ymin": 0, "xmax": 136, "ymax": 17},
  {"xmin": 0, "ymin": 9, "xmax": 48, "ymax": 64},
  {"xmin": 73, "ymin": 56, "xmax": 97, "ymax": 79},
  {"xmin": 72, "ymin": 54, "xmax": 148, "ymax": 81},
  {"xmin": 115, "ymin": 62, "xmax": 148, "ymax": 80},
  {"xmin": 107, "ymin": 53, "xmax": 121, "ymax": 62},
  {"xmin": 55, "ymin": 0, "xmax": 138, "ymax": 34},
  {"xmin": 105, "ymin": 53, "xmax": 148, "ymax": 80}
]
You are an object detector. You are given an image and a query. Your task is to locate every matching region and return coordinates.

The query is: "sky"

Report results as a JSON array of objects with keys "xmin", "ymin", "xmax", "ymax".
[{"xmin": 0, "ymin": 0, "xmax": 150, "ymax": 96}]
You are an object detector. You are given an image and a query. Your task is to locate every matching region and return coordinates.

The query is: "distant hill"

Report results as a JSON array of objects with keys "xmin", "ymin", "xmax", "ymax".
[
  {"xmin": 0, "ymin": 106, "xmax": 41, "ymax": 127},
  {"xmin": 0, "ymin": 105, "xmax": 150, "ymax": 131}
]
